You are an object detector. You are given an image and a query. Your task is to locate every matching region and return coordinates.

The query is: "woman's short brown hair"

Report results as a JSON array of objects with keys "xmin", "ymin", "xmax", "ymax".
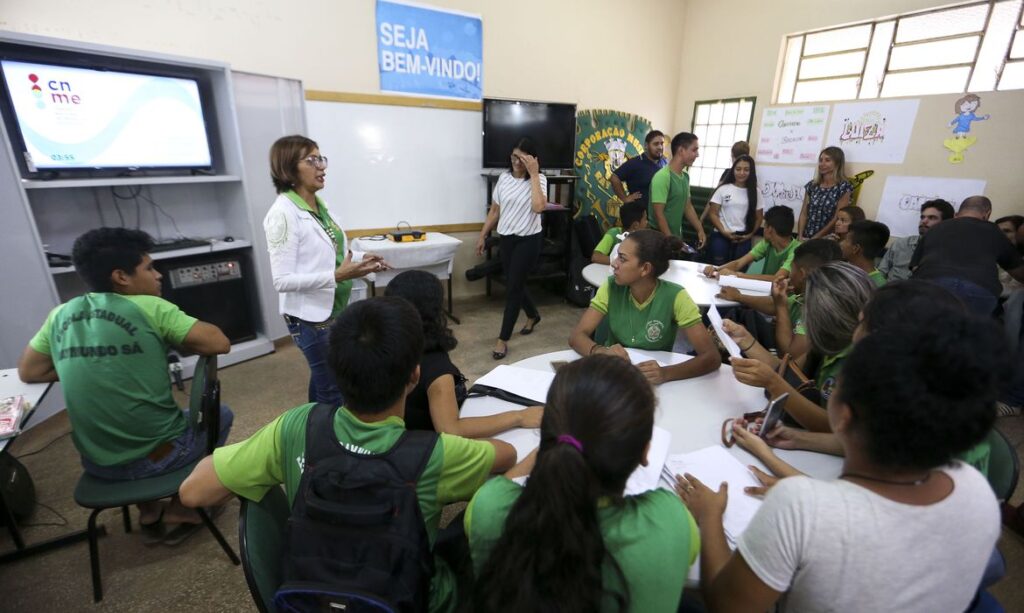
[{"xmin": 270, "ymin": 135, "xmax": 318, "ymax": 193}]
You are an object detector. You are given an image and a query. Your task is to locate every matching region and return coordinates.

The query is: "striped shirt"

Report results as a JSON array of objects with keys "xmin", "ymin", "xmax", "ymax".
[{"xmin": 494, "ymin": 171, "xmax": 548, "ymax": 236}]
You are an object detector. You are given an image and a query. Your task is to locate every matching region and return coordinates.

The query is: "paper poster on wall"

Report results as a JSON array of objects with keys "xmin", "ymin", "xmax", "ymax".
[
  {"xmin": 755, "ymin": 105, "xmax": 829, "ymax": 164},
  {"xmin": 826, "ymin": 99, "xmax": 919, "ymax": 164},
  {"xmin": 875, "ymin": 175, "xmax": 986, "ymax": 237},
  {"xmin": 376, "ymin": 0, "xmax": 483, "ymax": 100},
  {"xmin": 943, "ymin": 93, "xmax": 991, "ymax": 164},
  {"xmin": 757, "ymin": 165, "xmax": 816, "ymax": 215}
]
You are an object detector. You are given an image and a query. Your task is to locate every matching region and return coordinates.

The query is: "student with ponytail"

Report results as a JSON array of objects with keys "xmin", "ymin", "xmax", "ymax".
[
  {"xmin": 465, "ymin": 355, "xmax": 700, "ymax": 612},
  {"xmin": 569, "ymin": 229, "xmax": 721, "ymax": 384}
]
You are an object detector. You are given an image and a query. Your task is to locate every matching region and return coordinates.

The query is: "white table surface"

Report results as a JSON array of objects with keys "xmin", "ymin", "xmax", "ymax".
[
  {"xmin": 353, "ymin": 232, "xmax": 461, "ymax": 285},
  {"xmin": 462, "ymin": 349, "xmax": 842, "ymax": 480},
  {"xmin": 0, "ymin": 368, "xmax": 52, "ymax": 454},
  {"xmin": 582, "ymin": 260, "xmax": 770, "ymax": 308}
]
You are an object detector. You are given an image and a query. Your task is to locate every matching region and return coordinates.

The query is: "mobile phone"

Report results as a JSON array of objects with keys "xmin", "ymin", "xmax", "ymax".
[{"xmin": 759, "ymin": 393, "xmax": 789, "ymax": 440}]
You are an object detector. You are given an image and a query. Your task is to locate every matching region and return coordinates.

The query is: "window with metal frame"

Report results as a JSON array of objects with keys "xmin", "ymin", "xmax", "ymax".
[
  {"xmin": 689, "ymin": 97, "xmax": 756, "ymax": 189},
  {"xmin": 775, "ymin": 0, "xmax": 1024, "ymax": 104}
]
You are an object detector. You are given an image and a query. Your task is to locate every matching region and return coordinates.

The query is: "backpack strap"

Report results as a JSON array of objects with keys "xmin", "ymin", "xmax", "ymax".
[
  {"xmin": 387, "ymin": 430, "xmax": 440, "ymax": 485},
  {"xmin": 304, "ymin": 402, "xmax": 341, "ymax": 465}
]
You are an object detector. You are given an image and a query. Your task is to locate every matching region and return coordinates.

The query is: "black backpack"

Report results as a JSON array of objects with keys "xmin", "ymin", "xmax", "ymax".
[{"xmin": 274, "ymin": 403, "xmax": 439, "ymax": 613}]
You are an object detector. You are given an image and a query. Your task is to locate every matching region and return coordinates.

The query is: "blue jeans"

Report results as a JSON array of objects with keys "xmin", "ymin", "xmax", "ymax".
[
  {"xmin": 287, "ymin": 316, "xmax": 343, "ymax": 406},
  {"xmin": 81, "ymin": 405, "xmax": 234, "ymax": 480},
  {"xmin": 928, "ymin": 277, "xmax": 998, "ymax": 318},
  {"xmin": 708, "ymin": 230, "xmax": 752, "ymax": 266}
]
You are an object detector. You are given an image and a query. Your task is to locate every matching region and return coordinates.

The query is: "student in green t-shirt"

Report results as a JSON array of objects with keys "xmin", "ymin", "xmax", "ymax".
[
  {"xmin": 180, "ymin": 297, "xmax": 516, "ymax": 612},
  {"xmin": 591, "ymin": 201, "xmax": 648, "ymax": 265},
  {"xmin": 648, "ymin": 132, "xmax": 707, "ymax": 248},
  {"xmin": 722, "ymin": 262, "xmax": 874, "ymax": 432},
  {"xmin": 840, "ymin": 220, "xmax": 890, "ymax": 287},
  {"xmin": 705, "ymin": 206, "xmax": 799, "ymax": 282},
  {"xmin": 18, "ymin": 227, "xmax": 232, "ymax": 540},
  {"xmin": 717, "ymin": 239, "xmax": 843, "ymax": 357},
  {"xmin": 569, "ymin": 230, "xmax": 720, "ymax": 385},
  {"xmin": 466, "ymin": 355, "xmax": 700, "ymax": 612}
]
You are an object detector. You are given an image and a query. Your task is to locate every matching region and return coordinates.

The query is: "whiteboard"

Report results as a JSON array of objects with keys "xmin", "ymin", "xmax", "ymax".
[{"xmin": 306, "ymin": 100, "xmax": 486, "ymax": 231}]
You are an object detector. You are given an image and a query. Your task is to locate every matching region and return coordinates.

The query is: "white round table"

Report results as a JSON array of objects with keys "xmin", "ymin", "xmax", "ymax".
[
  {"xmin": 582, "ymin": 260, "xmax": 769, "ymax": 308},
  {"xmin": 461, "ymin": 349, "xmax": 842, "ymax": 480}
]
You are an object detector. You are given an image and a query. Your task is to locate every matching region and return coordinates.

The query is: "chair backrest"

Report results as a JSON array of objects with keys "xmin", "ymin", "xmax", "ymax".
[
  {"xmin": 985, "ymin": 427, "xmax": 1019, "ymax": 503},
  {"xmin": 188, "ymin": 355, "xmax": 221, "ymax": 455},
  {"xmin": 239, "ymin": 485, "xmax": 290, "ymax": 613},
  {"xmin": 573, "ymin": 214, "xmax": 603, "ymax": 258}
]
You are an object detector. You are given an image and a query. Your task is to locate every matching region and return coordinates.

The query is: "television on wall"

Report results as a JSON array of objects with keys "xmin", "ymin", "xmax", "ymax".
[
  {"xmin": 0, "ymin": 50, "xmax": 216, "ymax": 178},
  {"xmin": 482, "ymin": 98, "xmax": 577, "ymax": 170}
]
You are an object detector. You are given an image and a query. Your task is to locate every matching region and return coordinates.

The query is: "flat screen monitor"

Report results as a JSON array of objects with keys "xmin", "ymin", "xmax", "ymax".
[
  {"xmin": 482, "ymin": 98, "xmax": 576, "ymax": 170},
  {"xmin": 0, "ymin": 59, "xmax": 213, "ymax": 174}
]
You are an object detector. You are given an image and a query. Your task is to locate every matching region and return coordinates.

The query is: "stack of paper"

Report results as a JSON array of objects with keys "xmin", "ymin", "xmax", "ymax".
[
  {"xmin": 661, "ymin": 446, "xmax": 763, "ymax": 547},
  {"xmin": 624, "ymin": 426, "xmax": 672, "ymax": 496},
  {"xmin": 718, "ymin": 275, "xmax": 772, "ymax": 294},
  {"xmin": 474, "ymin": 365, "xmax": 554, "ymax": 404},
  {"xmin": 625, "ymin": 348, "xmax": 692, "ymax": 368}
]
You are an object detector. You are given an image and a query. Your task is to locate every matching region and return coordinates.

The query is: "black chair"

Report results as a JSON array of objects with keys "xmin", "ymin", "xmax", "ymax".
[{"xmin": 72, "ymin": 355, "xmax": 239, "ymax": 601}]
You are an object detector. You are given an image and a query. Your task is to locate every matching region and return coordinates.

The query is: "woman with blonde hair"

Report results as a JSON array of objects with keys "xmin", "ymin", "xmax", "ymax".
[{"xmin": 798, "ymin": 146, "xmax": 852, "ymax": 240}]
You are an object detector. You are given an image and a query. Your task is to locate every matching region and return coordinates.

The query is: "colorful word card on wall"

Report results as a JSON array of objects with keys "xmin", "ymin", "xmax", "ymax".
[
  {"xmin": 757, "ymin": 164, "xmax": 816, "ymax": 214},
  {"xmin": 376, "ymin": 0, "xmax": 483, "ymax": 100},
  {"xmin": 755, "ymin": 105, "xmax": 830, "ymax": 164},
  {"xmin": 826, "ymin": 99, "xmax": 919, "ymax": 164},
  {"xmin": 876, "ymin": 175, "xmax": 986, "ymax": 237}
]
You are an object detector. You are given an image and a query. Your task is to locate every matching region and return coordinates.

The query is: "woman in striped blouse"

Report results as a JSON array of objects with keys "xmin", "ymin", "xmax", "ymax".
[{"xmin": 475, "ymin": 137, "xmax": 549, "ymax": 360}]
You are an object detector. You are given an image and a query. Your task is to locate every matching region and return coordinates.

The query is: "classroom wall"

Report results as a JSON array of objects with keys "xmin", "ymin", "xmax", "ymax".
[
  {"xmin": 673, "ymin": 0, "xmax": 1024, "ymax": 219},
  {"xmin": 2, "ymin": 0, "xmax": 687, "ymax": 132}
]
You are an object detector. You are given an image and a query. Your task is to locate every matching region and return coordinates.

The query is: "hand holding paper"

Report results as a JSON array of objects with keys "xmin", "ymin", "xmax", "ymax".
[{"xmin": 708, "ymin": 304, "xmax": 744, "ymax": 358}]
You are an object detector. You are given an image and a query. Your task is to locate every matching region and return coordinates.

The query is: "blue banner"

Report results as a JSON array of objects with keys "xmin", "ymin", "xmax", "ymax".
[{"xmin": 376, "ymin": 0, "xmax": 483, "ymax": 100}]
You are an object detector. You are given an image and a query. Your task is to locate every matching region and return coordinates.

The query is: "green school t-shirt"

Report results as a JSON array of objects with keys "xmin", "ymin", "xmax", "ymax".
[
  {"xmin": 283, "ymin": 190, "xmax": 352, "ymax": 318},
  {"xmin": 788, "ymin": 293, "xmax": 806, "ymax": 336},
  {"xmin": 465, "ymin": 477, "xmax": 700, "ymax": 612},
  {"xmin": 749, "ymin": 238, "xmax": 800, "ymax": 275},
  {"xmin": 816, "ymin": 345, "xmax": 851, "ymax": 404},
  {"xmin": 29, "ymin": 293, "xmax": 196, "ymax": 465},
  {"xmin": 868, "ymin": 269, "xmax": 887, "ymax": 287},
  {"xmin": 648, "ymin": 166, "xmax": 690, "ymax": 238},
  {"xmin": 594, "ymin": 227, "xmax": 624, "ymax": 256},
  {"xmin": 590, "ymin": 278, "xmax": 702, "ymax": 351},
  {"xmin": 212, "ymin": 404, "xmax": 496, "ymax": 612}
]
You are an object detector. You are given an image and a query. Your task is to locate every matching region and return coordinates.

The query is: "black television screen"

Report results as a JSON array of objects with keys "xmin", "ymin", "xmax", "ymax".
[
  {"xmin": 482, "ymin": 98, "xmax": 576, "ymax": 170},
  {"xmin": 0, "ymin": 52, "xmax": 215, "ymax": 177}
]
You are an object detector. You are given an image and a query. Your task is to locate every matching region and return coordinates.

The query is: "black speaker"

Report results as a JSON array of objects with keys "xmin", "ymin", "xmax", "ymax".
[
  {"xmin": 156, "ymin": 253, "xmax": 258, "ymax": 346},
  {"xmin": 0, "ymin": 454, "xmax": 35, "ymax": 524}
]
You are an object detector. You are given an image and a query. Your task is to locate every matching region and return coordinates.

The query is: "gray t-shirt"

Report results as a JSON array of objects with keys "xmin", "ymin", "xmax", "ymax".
[
  {"xmin": 878, "ymin": 234, "xmax": 919, "ymax": 281},
  {"xmin": 737, "ymin": 462, "xmax": 998, "ymax": 613}
]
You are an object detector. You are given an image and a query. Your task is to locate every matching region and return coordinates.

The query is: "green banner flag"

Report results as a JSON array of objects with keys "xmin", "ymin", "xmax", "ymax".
[{"xmin": 574, "ymin": 109, "xmax": 653, "ymax": 228}]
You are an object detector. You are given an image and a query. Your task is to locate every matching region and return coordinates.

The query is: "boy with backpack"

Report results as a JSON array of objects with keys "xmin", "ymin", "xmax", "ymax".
[{"xmin": 180, "ymin": 296, "xmax": 517, "ymax": 612}]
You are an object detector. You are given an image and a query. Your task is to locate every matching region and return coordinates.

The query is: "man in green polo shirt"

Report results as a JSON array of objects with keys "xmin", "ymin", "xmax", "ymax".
[
  {"xmin": 706, "ymin": 206, "xmax": 799, "ymax": 281},
  {"xmin": 840, "ymin": 220, "xmax": 890, "ymax": 287},
  {"xmin": 181, "ymin": 297, "xmax": 517, "ymax": 611},
  {"xmin": 649, "ymin": 132, "xmax": 706, "ymax": 247},
  {"xmin": 18, "ymin": 227, "xmax": 232, "ymax": 538}
]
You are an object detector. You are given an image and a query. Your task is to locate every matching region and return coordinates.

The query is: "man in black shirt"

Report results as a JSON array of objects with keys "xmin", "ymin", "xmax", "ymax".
[
  {"xmin": 910, "ymin": 196, "xmax": 1024, "ymax": 316},
  {"xmin": 609, "ymin": 130, "xmax": 666, "ymax": 207}
]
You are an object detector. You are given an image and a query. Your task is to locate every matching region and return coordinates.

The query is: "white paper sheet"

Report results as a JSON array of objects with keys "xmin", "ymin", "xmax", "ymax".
[
  {"xmin": 826, "ymin": 99, "xmax": 919, "ymax": 164},
  {"xmin": 718, "ymin": 275, "xmax": 772, "ymax": 294},
  {"xmin": 707, "ymin": 304, "xmax": 743, "ymax": 359},
  {"xmin": 755, "ymin": 105, "xmax": 830, "ymax": 164},
  {"xmin": 626, "ymin": 348, "xmax": 691, "ymax": 368},
  {"xmin": 875, "ymin": 175, "xmax": 987, "ymax": 237},
  {"xmin": 663, "ymin": 446, "xmax": 763, "ymax": 543},
  {"xmin": 624, "ymin": 426, "xmax": 672, "ymax": 496},
  {"xmin": 757, "ymin": 164, "xmax": 817, "ymax": 215},
  {"xmin": 474, "ymin": 365, "xmax": 554, "ymax": 404}
]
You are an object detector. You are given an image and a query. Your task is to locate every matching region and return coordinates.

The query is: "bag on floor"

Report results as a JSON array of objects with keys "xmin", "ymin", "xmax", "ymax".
[{"xmin": 274, "ymin": 403, "xmax": 438, "ymax": 613}]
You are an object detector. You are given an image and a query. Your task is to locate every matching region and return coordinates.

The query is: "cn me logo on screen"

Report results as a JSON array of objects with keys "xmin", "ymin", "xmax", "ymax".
[{"xmin": 28, "ymin": 73, "xmax": 82, "ymax": 108}]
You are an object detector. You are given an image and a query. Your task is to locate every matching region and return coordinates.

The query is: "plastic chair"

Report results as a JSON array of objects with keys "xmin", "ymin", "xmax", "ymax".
[
  {"xmin": 73, "ymin": 355, "xmax": 239, "ymax": 602},
  {"xmin": 238, "ymin": 485, "xmax": 289, "ymax": 612},
  {"xmin": 985, "ymin": 427, "xmax": 1019, "ymax": 503}
]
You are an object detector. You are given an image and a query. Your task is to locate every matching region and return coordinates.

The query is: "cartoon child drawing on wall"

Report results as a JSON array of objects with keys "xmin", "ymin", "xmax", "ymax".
[{"xmin": 943, "ymin": 94, "xmax": 990, "ymax": 164}]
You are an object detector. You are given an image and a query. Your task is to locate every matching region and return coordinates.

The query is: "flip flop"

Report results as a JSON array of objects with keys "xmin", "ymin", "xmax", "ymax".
[
  {"xmin": 163, "ymin": 505, "xmax": 224, "ymax": 547},
  {"xmin": 140, "ymin": 508, "xmax": 166, "ymax": 546}
]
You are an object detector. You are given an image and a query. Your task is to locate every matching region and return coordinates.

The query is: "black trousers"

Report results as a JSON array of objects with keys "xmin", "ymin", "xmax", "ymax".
[{"xmin": 498, "ymin": 233, "xmax": 542, "ymax": 341}]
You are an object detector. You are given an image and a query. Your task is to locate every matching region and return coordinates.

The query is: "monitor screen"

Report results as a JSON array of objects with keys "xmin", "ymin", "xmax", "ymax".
[
  {"xmin": 482, "ymin": 99, "xmax": 576, "ymax": 170},
  {"xmin": 0, "ymin": 59, "xmax": 213, "ymax": 172}
]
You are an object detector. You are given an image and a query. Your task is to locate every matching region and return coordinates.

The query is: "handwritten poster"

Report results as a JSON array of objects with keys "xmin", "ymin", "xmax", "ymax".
[
  {"xmin": 875, "ymin": 175, "xmax": 986, "ymax": 237},
  {"xmin": 826, "ymin": 99, "xmax": 919, "ymax": 164},
  {"xmin": 755, "ymin": 105, "xmax": 830, "ymax": 164},
  {"xmin": 757, "ymin": 165, "xmax": 816, "ymax": 215}
]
